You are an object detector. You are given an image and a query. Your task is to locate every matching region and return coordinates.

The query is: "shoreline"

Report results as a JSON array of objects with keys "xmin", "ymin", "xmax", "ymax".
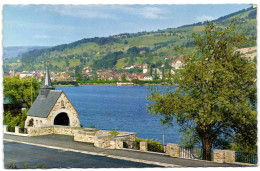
[
  {"xmin": 54, "ymin": 83, "xmax": 117, "ymax": 87},
  {"xmin": 54, "ymin": 83, "xmax": 173, "ymax": 87}
]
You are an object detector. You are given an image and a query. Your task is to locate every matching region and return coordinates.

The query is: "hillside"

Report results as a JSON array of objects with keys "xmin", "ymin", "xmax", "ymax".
[{"xmin": 3, "ymin": 7, "xmax": 256, "ymax": 73}]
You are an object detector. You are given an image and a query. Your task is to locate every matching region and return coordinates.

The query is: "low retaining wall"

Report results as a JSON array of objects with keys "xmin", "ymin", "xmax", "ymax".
[
  {"xmin": 74, "ymin": 130, "xmax": 97, "ymax": 143},
  {"xmin": 53, "ymin": 126, "xmax": 96, "ymax": 136},
  {"xmin": 4, "ymin": 125, "xmax": 28, "ymax": 136},
  {"xmin": 115, "ymin": 133, "xmax": 136, "ymax": 148},
  {"xmin": 27, "ymin": 125, "xmax": 97, "ymax": 137},
  {"xmin": 166, "ymin": 143, "xmax": 180, "ymax": 157},
  {"xmin": 74, "ymin": 130, "xmax": 136, "ymax": 149},
  {"xmin": 4, "ymin": 125, "xmax": 254, "ymax": 165},
  {"xmin": 24, "ymin": 125, "xmax": 136, "ymax": 150},
  {"xmin": 213, "ymin": 150, "xmax": 235, "ymax": 163},
  {"xmin": 27, "ymin": 126, "xmax": 53, "ymax": 136}
]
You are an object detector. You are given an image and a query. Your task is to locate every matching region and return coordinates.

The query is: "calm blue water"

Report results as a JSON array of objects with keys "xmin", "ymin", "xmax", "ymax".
[{"xmin": 56, "ymin": 86, "xmax": 181, "ymax": 144}]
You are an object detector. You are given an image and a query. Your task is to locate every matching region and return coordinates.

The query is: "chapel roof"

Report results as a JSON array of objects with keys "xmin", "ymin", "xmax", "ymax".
[
  {"xmin": 27, "ymin": 64, "xmax": 62, "ymax": 118},
  {"xmin": 26, "ymin": 90, "xmax": 62, "ymax": 118}
]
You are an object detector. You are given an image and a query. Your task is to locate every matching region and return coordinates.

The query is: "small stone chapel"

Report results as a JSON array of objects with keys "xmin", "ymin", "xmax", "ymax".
[{"xmin": 25, "ymin": 67, "xmax": 80, "ymax": 128}]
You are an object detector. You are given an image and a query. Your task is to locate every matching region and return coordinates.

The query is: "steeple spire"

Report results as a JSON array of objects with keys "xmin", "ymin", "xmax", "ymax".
[
  {"xmin": 42, "ymin": 65, "xmax": 53, "ymax": 88},
  {"xmin": 40, "ymin": 58, "xmax": 55, "ymax": 97}
]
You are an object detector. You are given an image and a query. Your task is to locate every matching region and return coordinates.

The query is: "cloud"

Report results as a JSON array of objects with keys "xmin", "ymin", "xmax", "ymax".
[
  {"xmin": 41, "ymin": 5, "xmax": 119, "ymax": 20},
  {"xmin": 196, "ymin": 15, "xmax": 215, "ymax": 22},
  {"xmin": 37, "ymin": 5, "xmax": 168, "ymax": 20},
  {"xmin": 137, "ymin": 7, "xmax": 167, "ymax": 19},
  {"xmin": 117, "ymin": 6, "xmax": 168, "ymax": 19},
  {"xmin": 33, "ymin": 34, "xmax": 50, "ymax": 39}
]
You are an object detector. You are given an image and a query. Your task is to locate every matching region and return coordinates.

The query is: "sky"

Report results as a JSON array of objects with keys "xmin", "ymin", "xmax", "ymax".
[{"xmin": 3, "ymin": 4, "xmax": 252, "ymax": 47}]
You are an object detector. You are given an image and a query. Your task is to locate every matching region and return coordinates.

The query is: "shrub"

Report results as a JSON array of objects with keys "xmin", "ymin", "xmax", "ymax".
[
  {"xmin": 35, "ymin": 163, "xmax": 48, "ymax": 169},
  {"xmin": 3, "ymin": 109, "xmax": 28, "ymax": 132},
  {"xmin": 7, "ymin": 162, "xmax": 17, "ymax": 169},
  {"xmin": 109, "ymin": 129, "xmax": 119, "ymax": 136},
  {"xmin": 135, "ymin": 137, "xmax": 164, "ymax": 153},
  {"xmin": 23, "ymin": 162, "xmax": 28, "ymax": 169}
]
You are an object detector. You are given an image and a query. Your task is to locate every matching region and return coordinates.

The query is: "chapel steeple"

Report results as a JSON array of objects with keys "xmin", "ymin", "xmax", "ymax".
[
  {"xmin": 41, "ymin": 65, "xmax": 53, "ymax": 88},
  {"xmin": 40, "ymin": 61, "xmax": 55, "ymax": 98}
]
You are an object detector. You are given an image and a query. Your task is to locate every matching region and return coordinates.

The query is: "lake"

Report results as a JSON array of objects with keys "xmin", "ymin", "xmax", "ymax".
[{"xmin": 56, "ymin": 86, "xmax": 181, "ymax": 144}]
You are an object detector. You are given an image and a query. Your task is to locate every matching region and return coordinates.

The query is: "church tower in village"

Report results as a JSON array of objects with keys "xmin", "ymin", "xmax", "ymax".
[{"xmin": 25, "ymin": 66, "xmax": 80, "ymax": 128}]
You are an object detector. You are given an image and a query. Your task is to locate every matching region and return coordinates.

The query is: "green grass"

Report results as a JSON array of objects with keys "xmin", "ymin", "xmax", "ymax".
[
  {"xmin": 115, "ymin": 58, "xmax": 128, "ymax": 70},
  {"xmin": 5, "ymin": 8, "xmax": 256, "ymax": 72},
  {"xmin": 192, "ymin": 26, "xmax": 205, "ymax": 32}
]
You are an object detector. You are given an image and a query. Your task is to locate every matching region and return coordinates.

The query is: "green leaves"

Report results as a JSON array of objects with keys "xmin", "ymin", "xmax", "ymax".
[
  {"xmin": 147, "ymin": 19, "xmax": 257, "ymax": 156},
  {"xmin": 3, "ymin": 109, "xmax": 28, "ymax": 132},
  {"xmin": 4, "ymin": 76, "xmax": 40, "ymax": 108}
]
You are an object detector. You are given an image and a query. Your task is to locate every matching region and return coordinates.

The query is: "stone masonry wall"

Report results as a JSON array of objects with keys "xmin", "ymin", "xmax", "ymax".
[
  {"xmin": 26, "ymin": 126, "xmax": 134, "ymax": 150},
  {"xmin": 27, "ymin": 126, "xmax": 54, "ymax": 136},
  {"xmin": 25, "ymin": 116, "xmax": 49, "ymax": 128},
  {"xmin": 166, "ymin": 143, "xmax": 180, "ymax": 157},
  {"xmin": 53, "ymin": 126, "xmax": 75, "ymax": 136},
  {"xmin": 74, "ymin": 130, "xmax": 135, "ymax": 149},
  {"xmin": 213, "ymin": 150, "xmax": 235, "ymax": 163},
  {"xmin": 27, "ymin": 125, "xmax": 96, "ymax": 137},
  {"xmin": 47, "ymin": 92, "xmax": 80, "ymax": 127},
  {"xmin": 74, "ymin": 130, "xmax": 97, "ymax": 143}
]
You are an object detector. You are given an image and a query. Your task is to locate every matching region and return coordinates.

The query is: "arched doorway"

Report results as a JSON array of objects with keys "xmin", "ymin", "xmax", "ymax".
[{"xmin": 54, "ymin": 112, "xmax": 69, "ymax": 126}]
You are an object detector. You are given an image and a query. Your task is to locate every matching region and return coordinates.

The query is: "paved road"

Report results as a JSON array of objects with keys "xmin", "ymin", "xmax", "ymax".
[
  {"xmin": 3, "ymin": 134, "xmax": 251, "ymax": 168},
  {"xmin": 4, "ymin": 141, "xmax": 159, "ymax": 168}
]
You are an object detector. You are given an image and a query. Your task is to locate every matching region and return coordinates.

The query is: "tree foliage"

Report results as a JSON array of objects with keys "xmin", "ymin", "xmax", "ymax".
[
  {"xmin": 3, "ymin": 76, "xmax": 40, "ymax": 108},
  {"xmin": 4, "ymin": 109, "xmax": 28, "ymax": 132},
  {"xmin": 147, "ymin": 20, "xmax": 257, "ymax": 160}
]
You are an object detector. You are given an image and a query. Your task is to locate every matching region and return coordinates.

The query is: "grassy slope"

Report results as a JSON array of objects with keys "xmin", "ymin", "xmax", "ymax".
[{"xmin": 4, "ymin": 8, "xmax": 256, "ymax": 72}]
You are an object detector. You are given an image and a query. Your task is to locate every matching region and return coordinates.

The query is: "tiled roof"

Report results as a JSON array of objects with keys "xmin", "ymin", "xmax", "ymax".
[{"xmin": 26, "ymin": 90, "xmax": 62, "ymax": 118}]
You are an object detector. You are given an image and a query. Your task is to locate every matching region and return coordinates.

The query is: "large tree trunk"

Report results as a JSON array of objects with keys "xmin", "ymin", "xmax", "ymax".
[{"xmin": 202, "ymin": 136, "xmax": 213, "ymax": 161}]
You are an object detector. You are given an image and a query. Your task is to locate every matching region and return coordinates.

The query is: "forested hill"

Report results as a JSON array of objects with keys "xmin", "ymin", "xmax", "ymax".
[{"xmin": 3, "ymin": 7, "xmax": 256, "ymax": 72}]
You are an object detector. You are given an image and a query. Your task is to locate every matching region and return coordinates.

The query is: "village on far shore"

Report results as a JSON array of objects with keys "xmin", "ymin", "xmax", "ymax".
[
  {"xmin": 4, "ymin": 56, "xmax": 185, "ymax": 84},
  {"xmin": 4, "ymin": 46, "xmax": 256, "ymax": 86}
]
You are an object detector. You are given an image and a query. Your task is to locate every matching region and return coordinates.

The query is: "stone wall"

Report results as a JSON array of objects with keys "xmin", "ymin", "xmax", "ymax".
[
  {"xmin": 213, "ymin": 150, "xmax": 235, "ymax": 163},
  {"xmin": 140, "ymin": 142, "xmax": 148, "ymax": 152},
  {"xmin": 47, "ymin": 92, "xmax": 80, "ymax": 127},
  {"xmin": 74, "ymin": 130, "xmax": 97, "ymax": 143},
  {"xmin": 109, "ymin": 139, "xmax": 123, "ymax": 149},
  {"xmin": 166, "ymin": 143, "xmax": 180, "ymax": 157},
  {"xmin": 25, "ymin": 116, "xmax": 49, "ymax": 128},
  {"xmin": 53, "ymin": 125, "xmax": 76, "ymax": 136},
  {"xmin": 115, "ymin": 133, "xmax": 136, "ymax": 148},
  {"xmin": 27, "ymin": 125, "xmax": 98, "ymax": 137},
  {"xmin": 94, "ymin": 133, "xmax": 114, "ymax": 148},
  {"xmin": 4, "ymin": 125, "xmax": 28, "ymax": 136},
  {"xmin": 17, "ymin": 125, "xmax": 135, "ymax": 150},
  {"xmin": 74, "ymin": 130, "xmax": 135, "ymax": 149},
  {"xmin": 27, "ymin": 126, "xmax": 54, "ymax": 136}
]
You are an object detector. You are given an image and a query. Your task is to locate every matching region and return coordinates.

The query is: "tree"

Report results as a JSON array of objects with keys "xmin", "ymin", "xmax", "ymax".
[
  {"xmin": 122, "ymin": 74, "xmax": 127, "ymax": 82},
  {"xmin": 147, "ymin": 20, "xmax": 257, "ymax": 160},
  {"xmin": 149, "ymin": 65, "xmax": 153, "ymax": 76},
  {"xmin": 4, "ymin": 76, "xmax": 40, "ymax": 108},
  {"xmin": 76, "ymin": 73, "xmax": 82, "ymax": 82},
  {"xmin": 162, "ymin": 67, "xmax": 165, "ymax": 81},
  {"xmin": 65, "ymin": 58, "xmax": 70, "ymax": 67},
  {"xmin": 4, "ymin": 109, "xmax": 28, "ymax": 132}
]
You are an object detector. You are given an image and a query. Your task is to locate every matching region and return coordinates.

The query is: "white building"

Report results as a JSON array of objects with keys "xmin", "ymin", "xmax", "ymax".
[{"xmin": 142, "ymin": 63, "xmax": 149, "ymax": 74}]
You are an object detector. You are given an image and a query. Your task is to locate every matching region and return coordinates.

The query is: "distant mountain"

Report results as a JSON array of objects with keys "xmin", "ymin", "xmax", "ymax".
[
  {"xmin": 3, "ymin": 46, "xmax": 50, "ymax": 60},
  {"xmin": 3, "ymin": 6, "xmax": 256, "ymax": 72}
]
